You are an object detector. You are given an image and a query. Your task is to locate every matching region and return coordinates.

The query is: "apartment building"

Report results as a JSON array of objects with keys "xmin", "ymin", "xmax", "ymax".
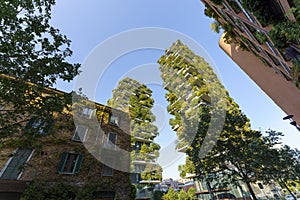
[
  {"xmin": 201, "ymin": 0, "xmax": 300, "ymax": 125},
  {"xmin": 0, "ymin": 92, "xmax": 133, "ymax": 200}
]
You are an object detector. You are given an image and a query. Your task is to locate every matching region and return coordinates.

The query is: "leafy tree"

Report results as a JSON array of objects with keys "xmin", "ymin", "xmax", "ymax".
[
  {"xmin": 141, "ymin": 164, "xmax": 163, "ymax": 181},
  {"xmin": 258, "ymin": 132, "xmax": 300, "ymax": 200},
  {"xmin": 0, "ymin": 0, "xmax": 80, "ymax": 139},
  {"xmin": 187, "ymin": 187, "xmax": 197, "ymax": 200},
  {"xmin": 186, "ymin": 102, "xmax": 265, "ymax": 200},
  {"xmin": 154, "ymin": 190, "xmax": 164, "ymax": 200},
  {"xmin": 178, "ymin": 189, "xmax": 188, "ymax": 200},
  {"xmin": 162, "ymin": 188, "xmax": 196, "ymax": 200},
  {"xmin": 162, "ymin": 188, "xmax": 178, "ymax": 200},
  {"xmin": 210, "ymin": 21, "xmax": 221, "ymax": 33}
]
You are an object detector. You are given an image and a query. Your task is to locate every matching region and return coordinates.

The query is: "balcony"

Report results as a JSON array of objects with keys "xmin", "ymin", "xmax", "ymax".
[
  {"xmin": 172, "ymin": 124, "xmax": 180, "ymax": 131},
  {"xmin": 133, "ymin": 158, "xmax": 156, "ymax": 164},
  {"xmin": 134, "ymin": 136, "xmax": 152, "ymax": 143},
  {"xmin": 177, "ymin": 144, "xmax": 188, "ymax": 153}
]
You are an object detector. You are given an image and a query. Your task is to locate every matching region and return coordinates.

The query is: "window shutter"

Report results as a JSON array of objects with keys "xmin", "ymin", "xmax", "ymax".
[
  {"xmin": 43, "ymin": 119, "xmax": 54, "ymax": 135},
  {"xmin": 0, "ymin": 149, "xmax": 33, "ymax": 180},
  {"xmin": 57, "ymin": 152, "xmax": 68, "ymax": 173},
  {"xmin": 74, "ymin": 154, "xmax": 84, "ymax": 174},
  {"xmin": 24, "ymin": 117, "xmax": 36, "ymax": 130}
]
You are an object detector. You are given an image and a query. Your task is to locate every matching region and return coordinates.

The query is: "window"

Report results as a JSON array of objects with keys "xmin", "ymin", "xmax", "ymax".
[
  {"xmin": 108, "ymin": 132, "xmax": 117, "ymax": 145},
  {"xmin": 102, "ymin": 165, "xmax": 113, "ymax": 176},
  {"xmin": 109, "ymin": 114, "xmax": 120, "ymax": 126},
  {"xmin": 72, "ymin": 125, "xmax": 88, "ymax": 142},
  {"xmin": 57, "ymin": 152, "xmax": 83, "ymax": 174},
  {"xmin": 81, "ymin": 107, "xmax": 94, "ymax": 118},
  {"xmin": 25, "ymin": 117, "xmax": 53, "ymax": 135},
  {"xmin": 104, "ymin": 132, "xmax": 117, "ymax": 149}
]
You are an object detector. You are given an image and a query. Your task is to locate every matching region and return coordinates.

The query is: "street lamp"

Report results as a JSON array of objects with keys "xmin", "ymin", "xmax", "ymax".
[{"xmin": 283, "ymin": 114, "xmax": 300, "ymax": 132}]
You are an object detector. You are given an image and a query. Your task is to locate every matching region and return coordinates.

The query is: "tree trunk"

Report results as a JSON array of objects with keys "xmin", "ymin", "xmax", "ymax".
[
  {"xmin": 245, "ymin": 181, "xmax": 257, "ymax": 200},
  {"xmin": 280, "ymin": 180, "xmax": 297, "ymax": 200}
]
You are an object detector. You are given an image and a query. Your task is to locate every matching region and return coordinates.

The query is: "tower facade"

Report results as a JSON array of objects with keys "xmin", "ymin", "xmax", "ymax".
[
  {"xmin": 201, "ymin": 0, "xmax": 300, "ymax": 125},
  {"xmin": 108, "ymin": 78, "xmax": 162, "ymax": 186}
]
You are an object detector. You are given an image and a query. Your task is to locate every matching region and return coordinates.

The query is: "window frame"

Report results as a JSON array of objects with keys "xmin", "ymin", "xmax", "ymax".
[
  {"xmin": 25, "ymin": 117, "xmax": 53, "ymax": 135},
  {"xmin": 109, "ymin": 114, "xmax": 120, "ymax": 126},
  {"xmin": 101, "ymin": 164, "xmax": 113, "ymax": 176},
  {"xmin": 81, "ymin": 107, "xmax": 95, "ymax": 119},
  {"xmin": 57, "ymin": 152, "xmax": 84, "ymax": 174},
  {"xmin": 103, "ymin": 132, "xmax": 118, "ymax": 149},
  {"xmin": 72, "ymin": 125, "xmax": 88, "ymax": 142}
]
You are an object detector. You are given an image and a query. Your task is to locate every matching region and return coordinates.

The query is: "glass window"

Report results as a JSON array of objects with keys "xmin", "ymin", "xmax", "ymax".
[
  {"xmin": 25, "ymin": 117, "xmax": 53, "ymax": 135},
  {"xmin": 108, "ymin": 132, "xmax": 117, "ymax": 145},
  {"xmin": 57, "ymin": 152, "xmax": 83, "ymax": 174},
  {"xmin": 81, "ymin": 107, "xmax": 94, "ymax": 118},
  {"xmin": 102, "ymin": 165, "xmax": 113, "ymax": 176},
  {"xmin": 109, "ymin": 114, "xmax": 120, "ymax": 126},
  {"xmin": 72, "ymin": 125, "xmax": 88, "ymax": 142}
]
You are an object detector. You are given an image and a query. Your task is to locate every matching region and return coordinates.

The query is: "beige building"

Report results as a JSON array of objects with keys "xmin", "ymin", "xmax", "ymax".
[
  {"xmin": 220, "ymin": 37, "xmax": 300, "ymax": 127},
  {"xmin": 201, "ymin": 0, "xmax": 300, "ymax": 126}
]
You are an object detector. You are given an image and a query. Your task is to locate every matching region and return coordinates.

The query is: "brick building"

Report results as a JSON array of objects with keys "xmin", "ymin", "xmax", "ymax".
[{"xmin": 0, "ymin": 91, "xmax": 133, "ymax": 200}]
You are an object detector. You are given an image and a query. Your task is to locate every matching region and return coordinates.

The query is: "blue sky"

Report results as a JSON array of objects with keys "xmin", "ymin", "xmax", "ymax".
[{"xmin": 51, "ymin": 0, "xmax": 300, "ymax": 179}]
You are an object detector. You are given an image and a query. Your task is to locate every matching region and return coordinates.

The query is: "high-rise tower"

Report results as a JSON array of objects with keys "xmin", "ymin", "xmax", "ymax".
[{"xmin": 108, "ymin": 77, "xmax": 162, "ymax": 186}]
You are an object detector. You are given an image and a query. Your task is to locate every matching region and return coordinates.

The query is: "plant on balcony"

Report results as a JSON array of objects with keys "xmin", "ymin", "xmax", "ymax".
[
  {"xmin": 204, "ymin": 4, "xmax": 219, "ymax": 19},
  {"xmin": 222, "ymin": 23, "xmax": 237, "ymax": 44},
  {"xmin": 291, "ymin": 66, "xmax": 300, "ymax": 88},
  {"xmin": 228, "ymin": 0, "xmax": 241, "ymax": 13},
  {"xmin": 269, "ymin": 21, "xmax": 300, "ymax": 49},
  {"xmin": 254, "ymin": 31, "xmax": 267, "ymax": 44},
  {"xmin": 141, "ymin": 164, "xmax": 162, "ymax": 181},
  {"xmin": 210, "ymin": 21, "xmax": 221, "ymax": 33},
  {"xmin": 289, "ymin": 0, "xmax": 300, "ymax": 21},
  {"xmin": 241, "ymin": 0, "xmax": 286, "ymax": 26},
  {"xmin": 211, "ymin": 0, "xmax": 223, "ymax": 5},
  {"xmin": 238, "ymin": 35, "xmax": 250, "ymax": 51}
]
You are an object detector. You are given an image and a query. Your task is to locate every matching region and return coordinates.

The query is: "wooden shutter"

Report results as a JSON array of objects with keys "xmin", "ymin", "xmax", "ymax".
[
  {"xmin": 57, "ymin": 152, "xmax": 68, "ymax": 173},
  {"xmin": 74, "ymin": 154, "xmax": 84, "ymax": 174},
  {"xmin": 0, "ymin": 149, "xmax": 33, "ymax": 180}
]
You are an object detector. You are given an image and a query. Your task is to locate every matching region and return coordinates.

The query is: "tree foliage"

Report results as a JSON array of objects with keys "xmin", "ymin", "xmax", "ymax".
[
  {"xmin": 162, "ymin": 188, "xmax": 196, "ymax": 200},
  {"xmin": 0, "ymin": 0, "xmax": 80, "ymax": 139}
]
